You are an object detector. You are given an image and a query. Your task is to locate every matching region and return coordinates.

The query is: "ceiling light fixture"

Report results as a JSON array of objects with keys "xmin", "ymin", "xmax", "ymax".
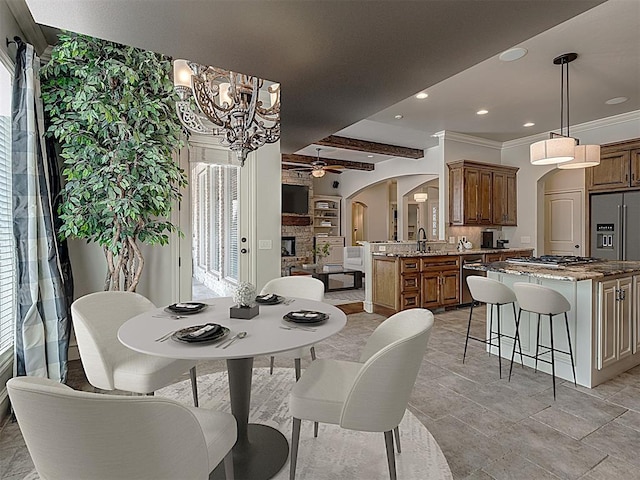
[
  {"xmin": 499, "ymin": 47, "xmax": 528, "ymax": 62},
  {"xmin": 476, "ymin": 109, "xmax": 488, "ymax": 115},
  {"xmin": 530, "ymin": 53, "xmax": 600, "ymax": 168},
  {"xmin": 415, "ymin": 92, "xmax": 429, "ymax": 99},
  {"xmin": 605, "ymin": 96, "xmax": 628, "ymax": 105},
  {"xmin": 311, "ymin": 169, "xmax": 326, "ymax": 178},
  {"xmin": 413, "ymin": 193, "xmax": 428, "ymax": 202},
  {"xmin": 394, "ymin": 114, "xmax": 403, "ymax": 119},
  {"xmin": 367, "ymin": 155, "xmax": 374, "ymax": 158},
  {"xmin": 523, "ymin": 122, "xmax": 535, "ymax": 127},
  {"xmin": 173, "ymin": 59, "xmax": 280, "ymax": 167}
]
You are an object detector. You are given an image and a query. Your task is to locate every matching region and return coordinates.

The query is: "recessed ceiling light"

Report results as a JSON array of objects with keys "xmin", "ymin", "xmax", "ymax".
[
  {"xmin": 605, "ymin": 96, "xmax": 628, "ymax": 105},
  {"xmin": 476, "ymin": 109, "xmax": 488, "ymax": 115},
  {"xmin": 415, "ymin": 92, "xmax": 428, "ymax": 99},
  {"xmin": 499, "ymin": 47, "xmax": 528, "ymax": 62},
  {"xmin": 523, "ymin": 122, "xmax": 535, "ymax": 127},
  {"xmin": 367, "ymin": 155, "xmax": 374, "ymax": 158},
  {"xmin": 394, "ymin": 114, "xmax": 403, "ymax": 119}
]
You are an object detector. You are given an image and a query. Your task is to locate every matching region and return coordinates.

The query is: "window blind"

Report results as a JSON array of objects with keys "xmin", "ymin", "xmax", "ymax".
[
  {"xmin": 0, "ymin": 112, "xmax": 14, "ymax": 356},
  {"xmin": 225, "ymin": 166, "xmax": 239, "ymax": 281},
  {"xmin": 209, "ymin": 166, "xmax": 220, "ymax": 274}
]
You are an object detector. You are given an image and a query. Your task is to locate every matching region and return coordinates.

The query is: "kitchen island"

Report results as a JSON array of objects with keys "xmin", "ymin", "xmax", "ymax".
[
  {"xmin": 368, "ymin": 247, "xmax": 533, "ymax": 315},
  {"xmin": 467, "ymin": 260, "xmax": 640, "ymax": 387}
]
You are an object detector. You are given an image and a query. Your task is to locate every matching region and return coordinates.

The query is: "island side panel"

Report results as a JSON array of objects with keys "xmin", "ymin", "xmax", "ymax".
[{"xmin": 486, "ymin": 271, "xmax": 594, "ymax": 388}]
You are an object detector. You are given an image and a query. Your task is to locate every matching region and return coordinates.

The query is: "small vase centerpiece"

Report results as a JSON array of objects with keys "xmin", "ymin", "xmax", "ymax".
[{"xmin": 230, "ymin": 282, "xmax": 259, "ymax": 319}]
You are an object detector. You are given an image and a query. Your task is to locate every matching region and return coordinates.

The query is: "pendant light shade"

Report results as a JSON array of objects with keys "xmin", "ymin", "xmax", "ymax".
[
  {"xmin": 530, "ymin": 137, "xmax": 575, "ymax": 165},
  {"xmin": 530, "ymin": 52, "xmax": 601, "ymax": 168},
  {"xmin": 557, "ymin": 144, "xmax": 601, "ymax": 169}
]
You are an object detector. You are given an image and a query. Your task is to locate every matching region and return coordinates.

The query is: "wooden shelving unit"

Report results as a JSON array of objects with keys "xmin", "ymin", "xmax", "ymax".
[{"xmin": 312, "ymin": 195, "xmax": 341, "ymax": 237}]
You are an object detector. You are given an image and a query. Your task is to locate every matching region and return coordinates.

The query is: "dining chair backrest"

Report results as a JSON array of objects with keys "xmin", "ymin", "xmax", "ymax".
[
  {"xmin": 467, "ymin": 276, "xmax": 517, "ymax": 305},
  {"xmin": 260, "ymin": 276, "xmax": 325, "ymax": 301},
  {"xmin": 513, "ymin": 282, "xmax": 571, "ymax": 315},
  {"xmin": 7, "ymin": 376, "xmax": 211, "ymax": 480},
  {"xmin": 342, "ymin": 308, "xmax": 434, "ymax": 432},
  {"xmin": 71, "ymin": 291, "xmax": 156, "ymax": 390}
]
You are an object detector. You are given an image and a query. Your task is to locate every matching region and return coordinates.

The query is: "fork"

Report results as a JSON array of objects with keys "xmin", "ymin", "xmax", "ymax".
[
  {"xmin": 279, "ymin": 325, "xmax": 317, "ymax": 332},
  {"xmin": 154, "ymin": 330, "xmax": 176, "ymax": 342},
  {"xmin": 283, "ymin": 298, "xmax": 296, "ymax": 305},
  {"xmin": 152, "ymin": 314, "xmax": 186, "ymax": 319}
]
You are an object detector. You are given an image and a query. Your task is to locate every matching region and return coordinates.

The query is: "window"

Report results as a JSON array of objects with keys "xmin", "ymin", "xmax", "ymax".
[
  {"xmin": 0, "ymin": 56, "xmax": 15, "ymax": 359},
  {"xmin": 192, "ymin": 161, "xmax": 240, "ymax": 290}
]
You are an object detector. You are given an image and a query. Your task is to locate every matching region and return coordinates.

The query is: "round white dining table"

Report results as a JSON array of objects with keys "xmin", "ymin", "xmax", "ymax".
[{"xmin": 118, "ymin": 296, "xmax": 347, "ymax": 480}]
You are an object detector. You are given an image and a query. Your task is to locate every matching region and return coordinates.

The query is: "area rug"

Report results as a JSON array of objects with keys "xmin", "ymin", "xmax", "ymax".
[{"xmin": 156, "ymin": 368, "xmax": 453, "ymax": 480}]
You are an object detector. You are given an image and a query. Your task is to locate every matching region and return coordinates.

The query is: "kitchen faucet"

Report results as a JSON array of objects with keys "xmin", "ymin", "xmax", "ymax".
[{"xmin": 417, "ymin": 227, "xmax": 427, "ymax": 253}]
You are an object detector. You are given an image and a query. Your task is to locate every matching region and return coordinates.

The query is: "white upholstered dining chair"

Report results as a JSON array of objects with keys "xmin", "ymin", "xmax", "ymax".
[
  {"xmin": 288, "ymin": 308, "xmax": 434, "ymax": 480},
  {"xmin": 7, "ymin": 376, "xmax": 237, "ymax": 480},
  {"xmin": 71, "ymin": 291, "xmax": 200, "ymax": 406},
  {"xmin": 260, "ymin": 276, "xmax": 325, "ymax": 380}
]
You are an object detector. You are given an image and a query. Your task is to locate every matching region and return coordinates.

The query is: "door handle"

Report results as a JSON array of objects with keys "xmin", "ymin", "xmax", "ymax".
[{"xmin": 575, "ymin": 245, "xmax": 580, "ymax": 249}]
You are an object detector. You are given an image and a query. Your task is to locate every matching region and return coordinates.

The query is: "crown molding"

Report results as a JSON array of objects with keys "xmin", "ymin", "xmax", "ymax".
[
  {"xmin": 433, "ymin": 131, "xmax": 503, "ymax": 150},
  {"xmin": 503, "ymin": 110, "xmax": 640, "ymax": 149}
]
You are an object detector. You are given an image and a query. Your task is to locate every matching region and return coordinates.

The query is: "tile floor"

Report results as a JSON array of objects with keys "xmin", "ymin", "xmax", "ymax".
[{"xmin": 2, "ymin": 305, "xmax": 640, "ymax": 480}]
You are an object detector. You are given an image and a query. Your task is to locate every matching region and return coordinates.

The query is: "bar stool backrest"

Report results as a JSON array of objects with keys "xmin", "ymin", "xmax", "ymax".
[
  {"xmin": 513, "ymin": 282, "xmax": 570, "ymax": 315},
  {"xmin": 467, "ymin": 276, "xmax": 516, "ymax": 305}
]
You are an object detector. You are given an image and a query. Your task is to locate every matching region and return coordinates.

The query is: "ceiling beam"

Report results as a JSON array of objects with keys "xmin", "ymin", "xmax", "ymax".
[
  {"xmin": 282, "ymin": 154, "xmax": 374, "ymax": 171},
  {"xmin": 316, "ymin": 135, "xmax": 424, "ymax": 159}
]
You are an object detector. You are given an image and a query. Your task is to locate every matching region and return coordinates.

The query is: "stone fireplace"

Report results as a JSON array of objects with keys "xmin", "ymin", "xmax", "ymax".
[{"xmin": 281, "ymin": 236, "xmax": 296, "ymax": 257}]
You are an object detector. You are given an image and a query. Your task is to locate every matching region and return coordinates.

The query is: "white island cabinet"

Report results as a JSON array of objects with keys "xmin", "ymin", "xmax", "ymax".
[{"xmin": 477, "ymin": 261, "xmax": 640, "ymax": 388}]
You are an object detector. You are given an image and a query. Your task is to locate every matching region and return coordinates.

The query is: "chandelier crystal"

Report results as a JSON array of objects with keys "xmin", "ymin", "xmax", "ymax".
[{"xmin": 173, "ymin": 59, "xmax": 280, "ymax": 166}]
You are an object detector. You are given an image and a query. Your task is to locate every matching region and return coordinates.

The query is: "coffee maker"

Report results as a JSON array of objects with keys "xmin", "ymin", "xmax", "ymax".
[{"xmin": 481, "ymin": 230, "xmax": 494, "ymax": 249}]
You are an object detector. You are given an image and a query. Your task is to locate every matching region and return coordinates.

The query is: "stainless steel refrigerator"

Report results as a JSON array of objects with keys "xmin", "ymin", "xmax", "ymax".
[{"xmin": 591, "ymin": 191, "xmax": 640, "ymax": 261}]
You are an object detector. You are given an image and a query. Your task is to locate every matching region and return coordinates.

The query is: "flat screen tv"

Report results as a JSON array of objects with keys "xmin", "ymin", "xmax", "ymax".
[{"xmin": 282, "ymin": 184, "xmax": 309, "ymax": 214}]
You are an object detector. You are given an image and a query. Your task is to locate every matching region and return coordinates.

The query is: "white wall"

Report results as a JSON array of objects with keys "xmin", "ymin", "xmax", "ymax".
[
  {"xmin": 502, "ymin": 111, "xmax": 640, "ymax": 254},
  {"xmin": 351, "ymin": 181, "xmax": 390, "ymax": 242},
  {"xmin": 338, "ymin": 145, "xmax": 442, "ymax": 241}
]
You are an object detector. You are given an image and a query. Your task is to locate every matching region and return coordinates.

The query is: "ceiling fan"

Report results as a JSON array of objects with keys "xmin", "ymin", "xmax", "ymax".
[{"xmin": 290, "ymin": 148, "xmax": 345, "ymax": 177}]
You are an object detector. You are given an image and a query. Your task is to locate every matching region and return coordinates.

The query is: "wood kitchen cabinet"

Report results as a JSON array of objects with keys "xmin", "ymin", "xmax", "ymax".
[
  {"xmin": 448, "ymin": 160, "xmax": 519, "ymax": 226},
  {"xmin": 492, "ymin": 171, "xmax": 517, "ymax": 225},
  {"xmin": 421, "ymin": 256, "xmax": 459, "ymax": 309},
  {"xmin": 400, "ymin": 258, "xmax": 421, "ymax": 310},
  {"xmin": 587, "ymin": 139, "xmax": 640, "ymax": 192},
  {"xmin": 596, "ymin": 276, "xmax": 633, "ymax": 369},
  {"xmin": 372, "ymin": 254, "xmax": 459, "ymax": 313}
]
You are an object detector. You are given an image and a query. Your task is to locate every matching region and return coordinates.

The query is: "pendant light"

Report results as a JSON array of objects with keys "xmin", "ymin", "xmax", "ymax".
[{"xmin": 530, "ymin": 53, "xmax": 600, "ymax": 168}]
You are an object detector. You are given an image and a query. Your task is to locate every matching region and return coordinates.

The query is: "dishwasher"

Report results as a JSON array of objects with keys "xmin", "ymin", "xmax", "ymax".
[{"xmin": 460, "ymin": 254, "xmax": 486, "ymax": 305}]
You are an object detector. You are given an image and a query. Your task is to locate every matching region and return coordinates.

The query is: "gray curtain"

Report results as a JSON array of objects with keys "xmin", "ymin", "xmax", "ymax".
[{"xmin": 12, "ymin": 41, "xmax": 70, "ymax": 382}]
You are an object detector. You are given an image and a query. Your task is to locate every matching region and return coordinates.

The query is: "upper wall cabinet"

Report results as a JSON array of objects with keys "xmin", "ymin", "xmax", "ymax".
[
  {"xmin": 587, "ymin": 139, "xmax": 640, "ymax": 192},
  {"xmin": 448, "ymin": 160, "xmax": 519, "ymax": 226}
]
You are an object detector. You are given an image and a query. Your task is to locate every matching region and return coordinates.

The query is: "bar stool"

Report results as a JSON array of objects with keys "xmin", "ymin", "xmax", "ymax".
[
  {"xmin": 510, "ymin": 283, "xmax": 577, "ymax": 399},
  {"xmin": 463, "ymin": 276, "xmax": 523, "ymax": 378}
]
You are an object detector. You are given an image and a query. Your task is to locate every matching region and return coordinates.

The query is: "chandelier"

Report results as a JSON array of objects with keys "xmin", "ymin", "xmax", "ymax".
[
  {"xmin": 173, "ymin": 59, "xmax": 281, "ymax": 166},
  {"xmin": 530, "ymin": 53, "xmax": 600, "ymax": 168}
]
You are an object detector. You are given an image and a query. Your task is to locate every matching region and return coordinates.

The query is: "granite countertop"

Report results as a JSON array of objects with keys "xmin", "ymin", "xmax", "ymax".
[
  {"xmin": 373, "ymin": 247, "xmax": 533, "ymax": 258},
  {"xmin": 465, "ymin": 260, "xmax": 640, "ymax": 281}
]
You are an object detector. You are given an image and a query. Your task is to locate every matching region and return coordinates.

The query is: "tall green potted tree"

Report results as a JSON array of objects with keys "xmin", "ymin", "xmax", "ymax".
[{"xmin": 41, "ymin": 33, "xmax": 186, "ymax": 291}]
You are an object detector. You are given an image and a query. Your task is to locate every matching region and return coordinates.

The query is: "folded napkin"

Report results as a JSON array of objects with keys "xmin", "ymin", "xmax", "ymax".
[
  {"xmin": 175, "ymin": 303, "xmax": 202, "ymax": 310},
  {"xmin": 284, "ymin": 310, "xmax": 329, "ymax": 324},
  {"xmin": 255, "ymin": 293, "xmax": 283, "ymax": 304}
]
